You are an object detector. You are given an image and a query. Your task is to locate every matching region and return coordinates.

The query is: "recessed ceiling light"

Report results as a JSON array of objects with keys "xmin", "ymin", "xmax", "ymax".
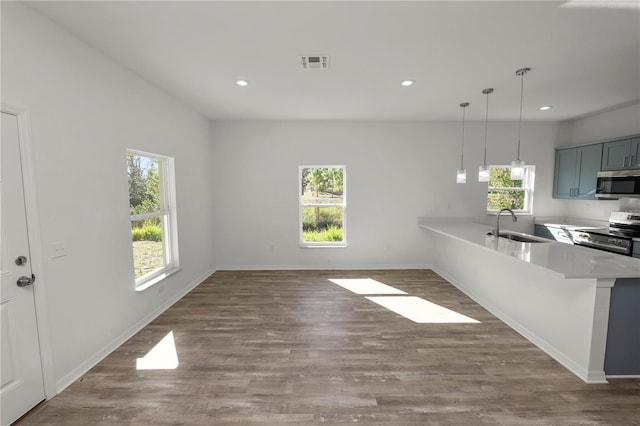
[
  {"xmin": 401, "ymin": 80, "xmax": 414, "ymax": 87},
  {"xmin": 236, "ymin": 80, "xmax": 248, "ymax": 87},
  {"xmin": 539, "ymin": 105, "xmax": 552, "ymax": 111}
]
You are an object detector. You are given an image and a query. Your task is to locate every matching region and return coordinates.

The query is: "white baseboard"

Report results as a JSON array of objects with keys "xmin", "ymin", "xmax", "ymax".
[
  {"xmin": 54, "ymin": 265, "xmax": 216, "ymax": 395},
  {"xmin": 606, "ymin": 374, "xmax": 640, "ymax": 379},
  {"xmin": 216, "ymin": 264, "xmax": 432, "ymax": 271},
  {"xmin": 432, "ymin": 265, "xmax": 607, "ymax": 384}
]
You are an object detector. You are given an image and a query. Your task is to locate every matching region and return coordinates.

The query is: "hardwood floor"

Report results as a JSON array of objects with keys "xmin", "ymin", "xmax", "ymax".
[{"xmin": 17, "ymin": 270, "xmax": 640, "ymax": 425}]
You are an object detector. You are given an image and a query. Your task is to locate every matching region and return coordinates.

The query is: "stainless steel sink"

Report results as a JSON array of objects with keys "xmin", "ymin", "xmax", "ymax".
[
  {"xmin": 500, "ymin": 233, "xmax": 548, "ymax": 243},
  {"xmin": 487, "ymin": 231, "xmax": 550, "ymax": 243}
]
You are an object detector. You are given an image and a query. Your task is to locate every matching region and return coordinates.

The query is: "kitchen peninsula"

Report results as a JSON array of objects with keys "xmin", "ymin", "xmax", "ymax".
[{"xmin": 419, "ymin": 218, "xmax": 640, "ymax": 384}]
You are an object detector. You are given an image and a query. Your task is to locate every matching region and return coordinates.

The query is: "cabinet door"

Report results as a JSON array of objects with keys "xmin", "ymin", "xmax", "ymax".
[
  {"xmin": 630, "ymin": 138, "xmax": 640, "ymax": 168},
  {"xmin": 553, "ymin": 148, "xmax": 577, "ymax": 198},
  {"xmin": 602, "ymin": 139, "xmax": 631, "ymax": 170},
  {"xmin": 576, "ymin": 144, "xmax": 603, "ymax": 199}
]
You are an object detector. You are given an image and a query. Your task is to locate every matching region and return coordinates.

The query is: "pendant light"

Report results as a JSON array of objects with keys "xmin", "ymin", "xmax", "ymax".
[
  {"xmin": 510, "ymin": 67, "xmax": 531, "ymax": 180},
  {"xmin": 478, "ymin": 88, "xmax": 494, "ymax": 182},
  {"xmin": 456, "ymin": 102, "xmax": 470, "ymax": 183}
]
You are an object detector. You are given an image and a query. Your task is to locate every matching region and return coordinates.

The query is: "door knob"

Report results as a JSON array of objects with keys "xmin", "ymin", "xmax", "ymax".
[{"xmin": 17, "ymin": 274, "xmax": 35, "ymax": 288}]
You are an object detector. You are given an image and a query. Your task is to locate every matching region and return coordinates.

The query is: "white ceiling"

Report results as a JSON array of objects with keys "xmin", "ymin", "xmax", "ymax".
[{"xmin": 26, "ymin": 1, "xmax": 640, "ymax": 122}]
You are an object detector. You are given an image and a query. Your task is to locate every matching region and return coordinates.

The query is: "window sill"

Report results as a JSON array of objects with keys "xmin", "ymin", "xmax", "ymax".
[
  {"xmin": 487, "ymin": 212, "xmax": 533, "ymax": 216},
  {"xmin": 135, "ymin": 266, "xmax": 181, "ymax": 292},
  {"xmin": 300, "ymin": 244, "xmax": 348, "ymax": 249}
]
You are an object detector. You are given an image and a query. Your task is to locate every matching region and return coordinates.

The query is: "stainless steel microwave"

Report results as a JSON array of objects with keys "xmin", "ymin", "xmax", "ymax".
[{"xmin": 596, "ymin": 169, "xmax": 640, "ymax": 199}]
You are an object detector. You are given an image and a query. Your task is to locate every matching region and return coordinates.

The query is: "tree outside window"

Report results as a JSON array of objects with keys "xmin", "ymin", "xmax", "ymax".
[
  {"xmin": 127, "ymin": 150, "xmax": 178, "ymax": 288},
  {"xmin": 487, "ymin": 166, "xmax": 535, "ymax": 213}
]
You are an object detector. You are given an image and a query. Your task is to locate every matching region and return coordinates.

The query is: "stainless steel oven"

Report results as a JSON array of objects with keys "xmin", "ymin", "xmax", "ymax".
[{"xmin": 573, "ymin": 212, "xmax": 640, "ymax": 257}]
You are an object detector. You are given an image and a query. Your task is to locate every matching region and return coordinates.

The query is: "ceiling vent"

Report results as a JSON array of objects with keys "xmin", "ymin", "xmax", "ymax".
[{"xmin": 300, "ymin": 55, "xmax": 329, "ymax": 70}]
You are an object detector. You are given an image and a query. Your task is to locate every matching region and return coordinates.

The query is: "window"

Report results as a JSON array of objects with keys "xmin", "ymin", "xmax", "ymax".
[
  {"xmin": 299, "ymin": 166, "xmax": 346, "ymax": 247},
  {"xmin": 127, "ymin": 150, "xmax": 179, "ymax": 290},
  {"xmin": 486, "ymin": 165, "xmax": 535, "ymax": 214}
]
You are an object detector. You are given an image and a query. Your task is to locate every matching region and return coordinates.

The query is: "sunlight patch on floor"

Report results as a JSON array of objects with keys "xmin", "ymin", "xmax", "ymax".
[
  {"xmin": 136, "ymin": 331, "xmax": 179, "ymax": 370},
  {"xmin": 366, "ymin": 296, "xmax": 480, "ymax": 324},
  {"xmin": 329, "ymin": 278, "xmax": 407, "ymax": 295}
]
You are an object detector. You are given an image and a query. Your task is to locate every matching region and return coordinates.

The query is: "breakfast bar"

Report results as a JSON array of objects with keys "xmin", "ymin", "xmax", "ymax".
[{"xmin": 419, "ymin": 218, "xmax": 640, "ymax": 383}]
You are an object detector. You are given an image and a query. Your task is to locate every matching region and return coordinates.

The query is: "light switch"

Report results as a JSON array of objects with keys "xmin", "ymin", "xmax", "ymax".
[{"xmin": 51, "ymin": 241, "xmax": 67, "ymax": 258}]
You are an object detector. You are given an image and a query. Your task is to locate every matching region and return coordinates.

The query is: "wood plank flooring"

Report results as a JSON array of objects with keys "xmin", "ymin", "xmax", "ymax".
[{"xmin": 17, "ymin": 270, "xmax": 640, "ymax": 425}]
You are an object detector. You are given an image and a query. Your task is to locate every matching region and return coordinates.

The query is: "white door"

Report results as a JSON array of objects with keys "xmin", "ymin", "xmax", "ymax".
[{"xmin": 1, "ymin": 112, "xmax": 45, "ymax": 426}]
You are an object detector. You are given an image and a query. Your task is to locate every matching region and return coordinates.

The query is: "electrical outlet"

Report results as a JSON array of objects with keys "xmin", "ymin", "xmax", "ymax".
[{"xmin": 51, "ymin": 241, "xmax": 67, "ymax": 258}]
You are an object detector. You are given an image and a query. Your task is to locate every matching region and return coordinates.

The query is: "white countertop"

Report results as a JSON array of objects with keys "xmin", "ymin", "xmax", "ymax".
[
  {"xmin": 419, "ymin": 219, "xmax": 640, "ymax": 279},
  {"xmin": 534, "ymin": 216, "xmax": 608, "ymax": 230}
]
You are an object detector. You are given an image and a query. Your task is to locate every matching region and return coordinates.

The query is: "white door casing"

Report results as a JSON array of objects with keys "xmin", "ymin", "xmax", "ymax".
[{"xmin": 1, "ymin": 111, "xmax": 47, "ymax": 425}]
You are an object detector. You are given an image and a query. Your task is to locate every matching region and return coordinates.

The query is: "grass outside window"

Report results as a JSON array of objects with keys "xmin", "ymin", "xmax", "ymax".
[{"xmin": 299, "ymin": 166, "xmax": 346, "ymax": 246}]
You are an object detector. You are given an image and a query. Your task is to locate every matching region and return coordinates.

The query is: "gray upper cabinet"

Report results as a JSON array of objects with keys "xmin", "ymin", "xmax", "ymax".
[
  {"xmin": 553, "ymin": 144, "xmax": 603, "ymax": 199},
  {"xmin": 632, "ymin": 138, "xmax": 640, "ymax": 168},
  {"xmin": 602, "ymin": 137, "xmax": 640, "ymax": 170},
  {"xmin": 554, "ymin": 148, "xmax": 578, "ymax": 198}
]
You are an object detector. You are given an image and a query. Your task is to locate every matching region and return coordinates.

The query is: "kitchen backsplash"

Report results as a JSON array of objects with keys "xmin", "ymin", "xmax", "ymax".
[
  {"xmin": 561, "ymin": 198, "xmax": 640, "ymax": 221},
  {"xmin": 621, "ymin": 198, "xmax": 640, "ymax": 212}
]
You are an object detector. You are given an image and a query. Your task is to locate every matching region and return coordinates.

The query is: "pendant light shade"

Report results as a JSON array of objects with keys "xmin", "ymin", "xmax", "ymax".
[
  {"xmin": 478, "ymin": 165, "xmax": 490, "ymax": 182},
  {"xmin": 510, "ymin": 159, "xmax": 525, "ymax": 180},
  {"xmin": 457, "ymin": 102, "xmax": 470, "ymax": 184},
  {"xmin": 456, "ymin": 169, "xmax": 467, "ymax": 184},
  {"xmin": 511, "ymin": 67, "xmax": 531, "ymax": 180},
  {"xmin": 478, "ymin": 88, "xmax": 493, "ymax": 183}
]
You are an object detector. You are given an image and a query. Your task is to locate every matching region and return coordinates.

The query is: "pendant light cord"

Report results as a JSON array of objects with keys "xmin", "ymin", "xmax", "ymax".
[
  {"xmin": 460, "ymin": 103, "xmax": 468, "ymax": 169},
  {"xmin": 517, "ymin": 71, "xmax": 524, "ymax": 161},
  {"xmin": 484, "ymin": 94, "xmax": 488, "ymax": 165},
  {"xmin": 482, "ymin": 89, "xmax": 493, "ymax": 166},
  {"xmin": 515, "ymin": 67, "xmax": 530, "ymax": 162}
]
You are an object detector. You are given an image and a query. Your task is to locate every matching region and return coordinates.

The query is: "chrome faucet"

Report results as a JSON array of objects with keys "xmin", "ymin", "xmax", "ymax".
[{"xmin": 493, "ymin": 208, "xmax": 517, "ymax": 237}]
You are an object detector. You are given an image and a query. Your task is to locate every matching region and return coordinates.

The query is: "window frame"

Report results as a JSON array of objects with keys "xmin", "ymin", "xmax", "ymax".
[
  {"xmin": 127, "ymin": 149, "xmax": 179, "ymax": 291},
  {"xmin": 298, "ymin": 165, "xmax": 347, "ymax": 248},
  {"xmin": 486, "ymin": 165, "xmax": 535, "ymax": 215}
]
